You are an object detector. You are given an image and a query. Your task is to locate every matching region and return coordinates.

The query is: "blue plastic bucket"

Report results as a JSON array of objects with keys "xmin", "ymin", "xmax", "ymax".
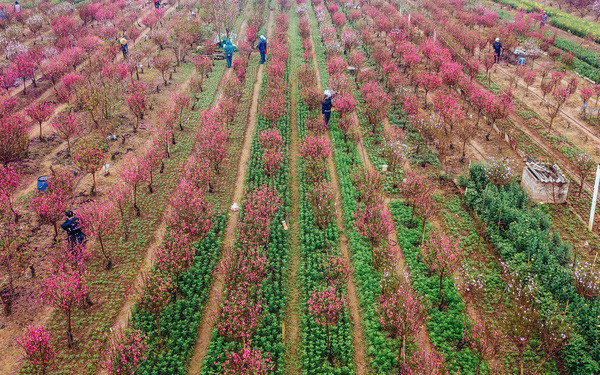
[{"xmin": 37, "ymin": 176, "xmax": 49, "ymax": 192}]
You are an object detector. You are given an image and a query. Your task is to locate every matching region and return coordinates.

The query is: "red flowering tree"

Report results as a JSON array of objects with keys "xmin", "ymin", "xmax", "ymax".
[
  {"xmin": 361, "ymin": 81, "xmax": 391, "ymax": 133},
  {"xmin": 78, "ymin": 200, "xmax": 119, "ymax": 270},
  {"xmin": 308, "ymin": 181, "xmax": 335, "ymax": 245},
  {"xmin": 463, "ymin": 323, "xmax": 502, "ymax": 375},
  {"xmin": 217, "ymin": 287, "xmax": 263, "ymax": 344},
  {"xmin": 222, "ymin": 345, "xmax": 274, "ymax": 374},
  {"xmin": 260, "ymin": 90, "xmax": 286, "ymax": 128},
  {"xmin": 351, "ymin": 167, "xmax": 384, "ymax": 205},
  {"xmin": 153, "ymin": 54, "xmax": 171, "ymax": 86},
  {"xmin": 421, "ymin": 231, "xmax": 462, "ymax": 309},
  {"xmin": 155, "ymin": 229, "xmax": 194, "ymax": 296},
  {"xmin": 50, "ymin": 111, "xmax": 83, "ymax": 156},
  {"xmin": 546, "ymin": 86, "xmax": 571, "ymax": 129},
  {"xmin": 172, "ymin": 91, "xmax": 190, "ymax": 131},
  {"xmin": 333, "ymin": 90, "xmax": 356, "ymax": 117},
  {"xmin": 12, "ymin": 52, "xmax": 36, "ymax": 95},
  {"xmin": 196, "ymin": 110, "xmax": 229, "ymax": 173},
  {"xmin": 16, "ymin": 326, "xmax": 54, "ymax": 375},
  {"xmin": 30, "ymin": 189, "xmax": 67, "ymax": 242},
  {"xmin": 119, "ymin": 154, "xmax": 149, "ymax": 217},
  {"xmin": 376, "ymin": 286, "xmax": 427, "ymax": 367},
  {"xmin": 323, "ymin": 255, "xmax": 353, "ymax": 290},
  {"xmin": 169, "ymin": 179, "xmax": 214, "ymax": 241},
  {"xmin": 300, "ymin": 135, "xmax": 331, "ymax": 184},
  {"xmin": 102, "ymin": 327, "xmax": 147, "ymax": 375},
  {"xmin": 219, "ymin": 246, "xmax": 267, "ymax": 287},
  {"xmin": 25, "ymin": 102, "xmax": 55, "ymax": 140},
  {"xmin": 0, "ymin": 112, "xmax": 29, "ymax": 164},
  {"xmin": 353, "ymin": 203, "xmax": 394, "ymax": 264},
  {"xmin": 0, "ymin": 226, "xmax": 29, "ymax": 315},
  {"xmin": 127, "ymin": 81, "xmax": 148, "ymax": 132},
  {"xmin": 522, "ymin": 68, "xmax": 537, "ymax": 97},
  {"xmin": 0, "ymin": 165, "xmax": 20, "ymax": 223},
  {"xmin": 40, "ymin": 267, "xmax": 88, "ymax": 348},
  {"xmin": 72, "ymin": 137, "xmax": 105, "ymax": 194},
  {"xmin": 137, "ymin": 270, "xmax": 172, "ymax": 343},
  {"xmin": 238, "ymin": 186, "xmax": 281, "ymax": 249},
  {"xmin": 182, "ymin": 154, "xmax": 214, "ymax": 193},
  {"xmin": 307, "ymin": 286, "xmax": 347, "ymax": 364},
  {"xmin": 414, "ymin": 72, "xmax": 442, "ymax": 106},
  {"xmin": 259, "ymin": 129, "xmax": 284, "ymax": 177}
]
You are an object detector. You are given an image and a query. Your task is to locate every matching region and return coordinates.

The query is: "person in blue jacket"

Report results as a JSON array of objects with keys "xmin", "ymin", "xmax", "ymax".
[
  {"xmin": 223, "ymin": 39, "xmax": 235, "ymax": 68},
  {"xmin": 322, "ymin": 92, "xmax": 333, "ymax": 125},
  {"xmin": 493, "ymin": 38, "xmax": 502, "ymax": 64},
  {"xmin": 258, "ymin": 35, "xmax": 267, "ymax": 64},
  {"xmin": 120, "ymin": 38, "xmax": 128, "ymax": 59}
]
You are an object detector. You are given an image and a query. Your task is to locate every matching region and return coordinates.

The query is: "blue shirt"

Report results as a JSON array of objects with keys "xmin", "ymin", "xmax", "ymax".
[{"xmin": 258, "ymin": 39, "xmax": 267, "ymax": 52}]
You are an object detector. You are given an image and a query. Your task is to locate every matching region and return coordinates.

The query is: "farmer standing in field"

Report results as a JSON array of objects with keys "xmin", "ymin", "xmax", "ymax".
[
  {"xmin": 224, "ymin": 39, "xmax": 235, "ymax": 68},
  {"xmin": 61, "ymin": 210, "xmax": 87, "ymax": 252},
  {"xmin": 154, "ymin": 0, "xmax": 160, "ymax": 9},
  {"xmin": 540, "ymin": 10, "xmax": 548, "ymax": 28},
  {"xmin": 322, "ymin": 91, "xmax": 334, "ymax": 126},
  {"xmin": 13, "ymin": 1, "xmax": 20, "ymax": 13},
  {"xmin": 493, "ymin": 38, "xmax": 502, "ymax": 64},
  {"xmin": 258, "ymin": 35, "xmax": 267, "ymax": 64},
  {"xmin": 120, "ymin": 38, "xmax": 129, "ymax": 59}
]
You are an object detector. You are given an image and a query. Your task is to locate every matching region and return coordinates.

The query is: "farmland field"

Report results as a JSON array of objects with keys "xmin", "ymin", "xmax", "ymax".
[{"xmin": 1, "ymin": 0, "xmax": 600, "ymax": 374}]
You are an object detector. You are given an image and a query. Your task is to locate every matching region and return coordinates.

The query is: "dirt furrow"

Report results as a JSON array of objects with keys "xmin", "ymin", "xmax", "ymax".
[
  {"xmin": 186, "ymin": 10, "xmax": 275, "ymax": 375},
  {"xmin": 283, "ymin": 17, "xmax": 302, "ymax": 373}
]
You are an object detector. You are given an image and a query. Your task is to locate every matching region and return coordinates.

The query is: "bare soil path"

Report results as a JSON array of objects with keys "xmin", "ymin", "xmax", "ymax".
[
  {"xmin": 186, "ymin": 10, "xmax": 275, "ymax": 375},
  {"xmin": 283, "ymin": 20, "xmax": 302, "ymax": 373}
]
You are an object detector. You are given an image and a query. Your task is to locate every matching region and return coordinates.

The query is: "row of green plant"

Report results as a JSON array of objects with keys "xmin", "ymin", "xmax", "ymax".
[
  {"xmin": 123, "ymin": 31, "xmax": 266, "ymax": 375},
  {"xmin": 462, "ymin": 165, "xmax": 600, "ymax": 374},
  {"xmin": 490, "ymin": 0, "xmax": 600, "ymax": 42},
  {"xmin": 342, "ymin": 6, "xmax": 484, "ymax": 372},
  {"xmin": 293, "ymin": 9, "xmax": 355, "ymax": 372},
  {"xmin": 389, "ymin": 202, "xmax": 486, "ymax": 373},
  {"xmin": 200, "ymin": 11, "xmax": 292, "ymax": 374},
  {"xmin": 130, "ymin": 53, "xmax": 265, "ymax": 375},
  {"xmin": 131, "ymin": 219, "xmax": 225, "ymax": 375},
  {"xmin": 309, "ymin": 3, "xmax": 401, "ymax": 373},
  {"xmin": 553, "ymin": 36, "xmax": 599, "ymax": 69}
]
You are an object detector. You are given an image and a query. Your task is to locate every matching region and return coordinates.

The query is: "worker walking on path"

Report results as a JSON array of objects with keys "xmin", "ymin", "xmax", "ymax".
[
  {"xmin": 540, "ymin": 10, "xmax": 548, "ymax": 28},
  {"xmin": 258, "ymin": 35, "xmax": 267, "ymax": 64},
  {"xmin": 322, "ymin": 91, "xmax": 334, "ymax": 126},
  {"xmin": 223, "ymin": 39, "xmax": 235, "ymax": 68},
  {"xmin": 493, "ymin": 38, "xmax": 502, "ymax": 64}
]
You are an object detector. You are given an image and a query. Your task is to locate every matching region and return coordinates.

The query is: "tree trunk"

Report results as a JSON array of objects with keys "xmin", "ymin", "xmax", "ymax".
[
  {"xmin": 134, "ymin": 185, "xmax": 140, "ymax": 217},
  {"xmin": 66, "ymin": 309, "xmax": 73, "ymax": 348},
  {"xmin": 98, "ymin": 235, "xmax": 112, "ymax": 270}
]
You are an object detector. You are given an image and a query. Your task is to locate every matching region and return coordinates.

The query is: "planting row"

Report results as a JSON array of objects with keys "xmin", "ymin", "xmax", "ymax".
[{"xmin": 199, "ymin": 10, "xmax": 291, "ymax": 375}]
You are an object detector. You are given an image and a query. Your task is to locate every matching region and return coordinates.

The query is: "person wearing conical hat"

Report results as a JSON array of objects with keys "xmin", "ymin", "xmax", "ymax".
[{"xmin": 120, "ymin": 38, "xmax": 129, "ymax": 59}]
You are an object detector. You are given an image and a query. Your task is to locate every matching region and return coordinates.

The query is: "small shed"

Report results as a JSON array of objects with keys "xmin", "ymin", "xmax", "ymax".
[{"xmin": 521, "ymin": 159, "xmax": 569, "ymax": 204}]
